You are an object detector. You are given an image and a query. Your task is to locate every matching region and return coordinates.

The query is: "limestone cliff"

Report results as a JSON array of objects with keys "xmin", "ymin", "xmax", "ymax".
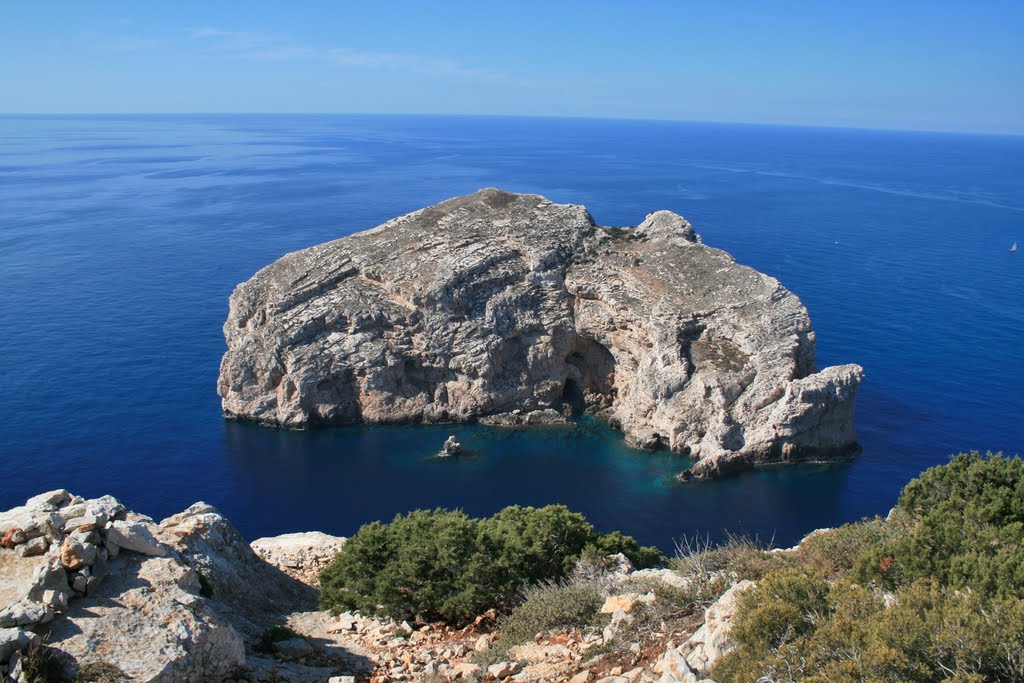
[{"xmin": 218, "ymin": 189, "xmax": 862, "ymax": 478}]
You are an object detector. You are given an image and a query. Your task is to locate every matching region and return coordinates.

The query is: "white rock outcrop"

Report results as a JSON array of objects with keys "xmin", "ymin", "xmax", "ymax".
[
  {"xmin": 251, "ymin": 531, "xmax": 347, "ymax": 586},
  {"xmin": 0, "ymin": 490, "xmax": 362, "ymax": 682},
  {"xmin": 218, "ymin": 189, "xmax": 862, "ymax": 478},
  {"xmin": 682, "ymin": 580, "xmax": 756, "ymax": 674}
]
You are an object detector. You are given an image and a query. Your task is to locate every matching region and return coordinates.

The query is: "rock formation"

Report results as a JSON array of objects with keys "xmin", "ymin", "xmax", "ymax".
[
  {"xmin": 251, "ymin": 531, "xmax": 347, "ymax": 587},
  {"xmin": 439, "ymin": 435, "xmax": 462, "ymax": 457},
  {"xmin": 0, "ymin": 490, "xmax": 358, "ymax": 682},
  {"xmin": 219, "ymin": 188, "xmax": 862, "ymax": 478}
]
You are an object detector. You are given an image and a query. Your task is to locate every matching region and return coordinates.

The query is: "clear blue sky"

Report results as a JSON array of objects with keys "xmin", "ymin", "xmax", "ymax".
[{"xmin": 2, "ymin": 1, "xmax": 1022, "ymax": 134}]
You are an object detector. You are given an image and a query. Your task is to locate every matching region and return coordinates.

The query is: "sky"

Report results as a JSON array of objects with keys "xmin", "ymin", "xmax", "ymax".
[{"xmin": 1, "ymin": 1, "xmax": 1022, "ymax": 134}]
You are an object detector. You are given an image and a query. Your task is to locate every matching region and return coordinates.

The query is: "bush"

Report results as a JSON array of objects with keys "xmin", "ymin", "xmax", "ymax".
[
  {"xmin": 713, "ymin": 452, "xmax": 1024, "ymax": 683},
  {"xmin": 590, "ymin": 530, "xmax": 664, "ymax": 569},
  {"xmin": 76, "ymin": 662, "xmax": 129, "ymax": 682},
  {"xmin": 493, "ymin": 581, "xmax": 604, "ymax": 651},
  {"xmin": 854, "ymin": 451, "xmax": 1024, "ymax": 598},
  {"xmin": 257, "ymin": 625, "xmax": 302, "ymax": 653},
  {"xmin": 671, "ymin": 532, "xmax": 791, "ymax": 584},
  {"xmin": 319, "ymin": 505, "xmax": 661, "ymax": 624},
  {"xmin": 19, "ymin": 642, "xmax": 66, "ymax": 683},
  {"xmin": 320, "ymin": 509, "xmax": 481, "ymax": 623},
  {"xmin": 730, "ymin": 570, "xmax": 831, "ymax": 652},
  {"xmin": 714, "ymin": 577, "xmax": 1024, "ymax": 683},
  {"xmin": 197, "ymin": 571, "xmax": 214, "ymax": 598},
  {"xmin": 795, "ymin": 515, "xmax": 905, "ymax": 580}
]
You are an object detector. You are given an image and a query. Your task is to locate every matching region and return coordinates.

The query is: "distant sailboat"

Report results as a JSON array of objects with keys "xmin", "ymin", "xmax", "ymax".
[{"xmin": 1012, "ymin": 241, "xmax": 1019, "ymax": 253}]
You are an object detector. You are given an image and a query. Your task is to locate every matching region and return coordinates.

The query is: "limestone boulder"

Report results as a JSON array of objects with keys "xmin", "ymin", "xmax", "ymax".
[
  {"xmin": 683, "ymin": 580, "xmax": 755, "ymax": 673},
  {"xmin": 46, "ymin": 554, "xmax": 246, "ymax": 682},
  {"xmin": 0, "ymin": 599, "xmax": 53, "ymax": 628},
  {"xmin": 250, "ymin": 530, "xmax": 347, "ymax": 587},
  {"xmin": 105, "ymin": 519, "xmax": 168, "ymax": 557},
  {"xmin": 160, "ymin": 503, "xmax": 318, "ymax": 625}
]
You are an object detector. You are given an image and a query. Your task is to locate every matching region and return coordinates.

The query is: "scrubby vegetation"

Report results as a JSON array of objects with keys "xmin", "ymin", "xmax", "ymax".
[
  {"xmin": 712, "ymin": 451, "xmax": 1024, "ymax": 683},
  {"xmin": 490, "ymin": 581, "xmax": 604, "ymax": 655},
  {"xmin": 319, "ymin": 504, "xmax": 662, "ymax": 624},
  {"xmin": 318, "ymin": 452, "xmax": 1024, "ymax": 682},
  {"xmin": 600, "ymin": 226, "xmax": 649, "ymax": 241},
  {"xmin": 481, "ymin": 567, "xmax": 719, "ymax": 667},
  {"xmin": 75, "ymin": 662, "xmax": 129, "ymax": 682},
  {"xmin": 19, "ymin": 642, "xmax": 63, "ymax": 683}
]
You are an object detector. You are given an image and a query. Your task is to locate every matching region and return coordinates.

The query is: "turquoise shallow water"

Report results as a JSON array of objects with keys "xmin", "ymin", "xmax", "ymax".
[{"xmin": 1, "ymin": 115, "xmax": 1022, "ymax": 549}]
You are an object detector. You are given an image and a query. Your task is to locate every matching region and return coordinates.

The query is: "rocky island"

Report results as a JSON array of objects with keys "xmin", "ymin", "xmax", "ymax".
[{"xmin": 218, "ymin": 189, "xmax": 862, "ymax": 478}]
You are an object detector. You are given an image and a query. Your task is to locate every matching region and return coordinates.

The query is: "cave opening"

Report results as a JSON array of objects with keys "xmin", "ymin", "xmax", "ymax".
[{"xmin": 562, "ymin": 336, "xmax": 616, "ymax": 417}]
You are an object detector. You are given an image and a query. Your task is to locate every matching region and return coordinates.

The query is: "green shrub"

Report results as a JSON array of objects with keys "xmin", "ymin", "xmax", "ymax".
[
  {"xmin": 319, "ymin": 505, "xmax": 661, "ymax": 624},
  {"xmin": 320, "ymin": 509, "xmax": 481, "ymax": 623},
  {"xmin": 713, "ymin": 452, "xmax": 1024, "ymax": 683},
  {"xmin": 795, "ymin": 515, "xmax": 905, "ymax": 580},
  {"xmin": 731, "ymin": 570, "xmax": 830, "ymax": 651},
  {"xmin": 76, "ymin": 662, "xmax": 129, "ymax": 682},
  {"xmin": 714, "ymin": 577, "xmax": 1024, "ymax": 683},
  {"xmin": 197, "ymin": 571, "xmax": 214, "ymax": 598},
  {"xmin": 854, "ymin": 451, "xmax": 1024, "ymax": 598},
  {"xmin": 257, "ymin": 625, "xmax": 302, "ymax": 653},
  {"xmin": 494, "ymin": 582, "xmax": 604, "ymax": 651},
  {"xmin": 589, "ymin": 530, "xmax": 664, "ymax": 569}
]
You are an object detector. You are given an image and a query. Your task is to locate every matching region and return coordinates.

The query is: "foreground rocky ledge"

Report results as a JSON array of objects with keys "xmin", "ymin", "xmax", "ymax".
[
  {"xmin": 218, "ymin": 189, "xmax": 862, "ymax": 478},
  {"xmin": 1, "ymin": 490, "xmax": 740, "ymax": 683}
]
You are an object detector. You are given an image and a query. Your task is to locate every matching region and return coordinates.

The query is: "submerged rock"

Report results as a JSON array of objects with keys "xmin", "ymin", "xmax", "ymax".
[{"xmin": 219, "ymin": 189, "xmax": 863, "ymax": 478}]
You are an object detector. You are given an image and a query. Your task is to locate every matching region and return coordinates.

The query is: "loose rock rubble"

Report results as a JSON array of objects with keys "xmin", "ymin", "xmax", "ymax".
[{"xmin": 282, "ymin": 569, "xmax": 734, "ymax": 683}]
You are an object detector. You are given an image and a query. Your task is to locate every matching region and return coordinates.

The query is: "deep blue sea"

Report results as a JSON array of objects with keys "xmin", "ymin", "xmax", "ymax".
[{"xmin": 2, "ymin": 115, "xmax": 1022, "ymax": 550}]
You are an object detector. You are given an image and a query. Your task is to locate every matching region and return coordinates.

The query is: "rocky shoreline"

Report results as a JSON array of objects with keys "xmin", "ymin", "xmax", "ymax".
[
  {"xmin": 218, "ymin": 189, "xmax": 862, "ymax": 479},
  {"xmin": 1, "ymin": 490, "xmax": 750, "ymax": 682}
]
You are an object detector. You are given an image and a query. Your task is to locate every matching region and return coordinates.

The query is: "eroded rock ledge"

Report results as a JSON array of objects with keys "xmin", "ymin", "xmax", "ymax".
[{"xmin": 218, "ymin": 189, "xmax": 863, "ymax": 478}]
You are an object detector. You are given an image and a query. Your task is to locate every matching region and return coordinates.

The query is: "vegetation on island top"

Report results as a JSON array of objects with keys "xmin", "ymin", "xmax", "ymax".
[{"xmin": 318, "ymin": 452, "xmax": 1024, "ymax": 682}]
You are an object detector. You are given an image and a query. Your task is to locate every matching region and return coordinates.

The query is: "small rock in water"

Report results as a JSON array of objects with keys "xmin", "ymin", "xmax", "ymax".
[{"xmin": 439, "ymin": 435, "xmax": 462, "ymax": 457}]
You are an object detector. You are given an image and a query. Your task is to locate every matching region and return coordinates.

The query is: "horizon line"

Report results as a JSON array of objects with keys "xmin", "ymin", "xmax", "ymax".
[{"xmin": 0, "ymin": 111, "xmax": 1021, "ymax": 139}]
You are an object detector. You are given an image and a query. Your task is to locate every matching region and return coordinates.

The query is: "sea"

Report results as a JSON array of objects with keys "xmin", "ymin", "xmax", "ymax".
[{"xmin": 2, "ymin": 115, "xmax": 1022, "ymax": 550}]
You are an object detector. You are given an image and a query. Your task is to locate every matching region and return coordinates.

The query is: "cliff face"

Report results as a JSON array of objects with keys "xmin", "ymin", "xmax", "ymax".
[{"xmin": 218, "ymin": 188, "xmax": 862, "ymax": 477}]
